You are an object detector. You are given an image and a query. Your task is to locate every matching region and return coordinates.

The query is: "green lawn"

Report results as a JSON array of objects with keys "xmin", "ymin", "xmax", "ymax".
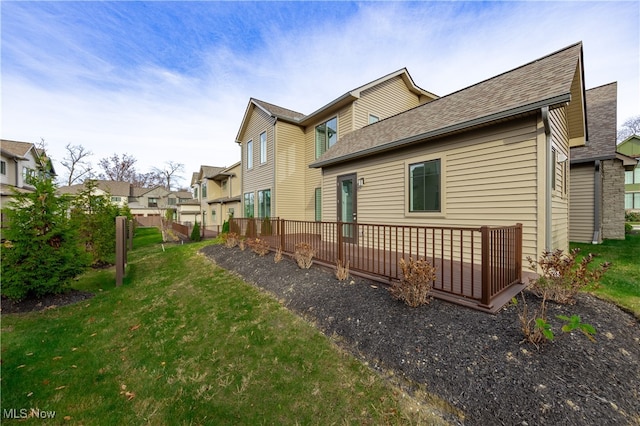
[
  {"xmin": 571, "ymin": 232, "xmax": 640, "ymax": 318},
  {"xmin": 1, "ymin": 228, "xmax": 451, "ymax": 425}
]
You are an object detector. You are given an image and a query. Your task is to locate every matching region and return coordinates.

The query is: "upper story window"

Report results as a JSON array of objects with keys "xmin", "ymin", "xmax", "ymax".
[
  {"xmin": 315, "ymin": 117, "xmax": 337, "ymax": 159},
  {"xmin": 0, "ymin": 160, "xmax": 6, "ymax": 175},
  {"xmin": 409, "ymin": 159, "xmax": 441, "ymax": 212},
  {"xmin": 247, "ymin": 140, "xmax": 253, "ymax": 169},
  {"xmin": 193, "ymin": 187, "xmax": 199, "ymax": 199},
  {"xmin": 260, "ymin": 132, "xmax": 267, "ymax": 164},
  {"xmin": 202, "ymin": 182, "xmax": 207, "ymax": 198},
  {"xmin": 168, "ymin": 197, "xmax": 176, "ymax": 205},
  {"xmin": 148, "ymin": 197, "xmax": 158, "ymax": 208},
  {"xmin": 626, "ymin": 168, "xmax": 640, "ymax": 184},
  {"xmin": 368, "ymin": 114, "xmax": 379, "ymax": 124},
  {"xmin": 111, "ymin": 196, "xmax": 122, "ymax": 202},
  {"xmin": 222, "ymin": 179, "xmax": 228, "ymax": 190},
  {"xmin": 22, "ymin": 167, "xmax": 35, "ymax": 183}
]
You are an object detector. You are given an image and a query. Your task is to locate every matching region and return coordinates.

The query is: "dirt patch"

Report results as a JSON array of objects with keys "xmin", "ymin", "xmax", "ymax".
[
  {"xmin": 1, "ymin": 290, "xmax": 94, "ymax": 315},
  {"xmin": 201, "ymin": 244, "xmax": 640, "ymax": 426}
]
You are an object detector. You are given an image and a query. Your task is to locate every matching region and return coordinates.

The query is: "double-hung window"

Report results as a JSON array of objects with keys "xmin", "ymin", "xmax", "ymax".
[
  {"xmin": 257, "ymin": 189, "xmax": 271, "ymax": 218},
  {"xmin": 315, "ymin": 117, "xmax": 337, "ymax": 158},
  {"xmin": 408, "ymin": 159, "xmax": 441, "ymax": 212},
  {"xmin": 247, "ymin": 140, "xmax": 253, "ymax": 169},
  {"xmin": 0, "ymin": 160, "xmax": 6, "ymax": 175},
  {"xmin": 260, "ymin": 132, "xmax": 267, "ymax": 164}
]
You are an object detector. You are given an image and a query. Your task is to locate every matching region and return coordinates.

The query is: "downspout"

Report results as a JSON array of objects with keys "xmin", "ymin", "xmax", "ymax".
[
  {"xmin": 542, "ymin": 107, "xmax": 552, "ymax": 251},
  {"xmin": 592, "ymin": 160, "xmax": 602, "ymax": 244}
]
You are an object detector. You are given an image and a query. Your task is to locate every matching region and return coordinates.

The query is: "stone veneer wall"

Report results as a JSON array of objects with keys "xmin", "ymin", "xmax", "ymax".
[{"xmin": 601, "ymin": 159, "xmax": 626, "ymax": 239}]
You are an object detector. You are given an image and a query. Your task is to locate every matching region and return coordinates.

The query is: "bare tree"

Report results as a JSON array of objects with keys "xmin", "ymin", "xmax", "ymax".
[
  {"xmin": 98, "ymin": 153, "xmax": 139, "ymax": 182},
  {"xmin": 617, "ymin": 115, "xmax": 640, "ymax": 142},
  {"xmin": 152, "ymin": 161, "xmax": 185, "ymax": 191},
  {"xmin": 61, "ymin": 144, "xmax": 93, "ymax": 186}
]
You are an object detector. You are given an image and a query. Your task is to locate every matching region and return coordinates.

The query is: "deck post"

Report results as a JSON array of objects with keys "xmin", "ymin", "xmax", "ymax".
[
  {"xmin": 279, "ymin": 219, "xmax": 285, "ymax": 251},
  {"xmin": 516, "ymin": 223, "xmax": 523, "ymax": 282},
  {"xmin": 337, "ymin": 221, "xmax": 344, "ymax": 263},
  {"xmin": 480, "ymin": 226, "xmax": 491, "ymax": 307}
]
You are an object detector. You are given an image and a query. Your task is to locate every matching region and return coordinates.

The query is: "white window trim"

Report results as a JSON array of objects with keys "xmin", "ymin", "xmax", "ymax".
[
  {"xmin": 260, "ymin": 131, "xmax": 267, "ymax": 164},
  {"xmin": 247, "ymin": 140, "xmax": 253, "ymax": 170},
  {"xmin": 404, "ymin": 154, "xmax": 446, "ymax": 219}
]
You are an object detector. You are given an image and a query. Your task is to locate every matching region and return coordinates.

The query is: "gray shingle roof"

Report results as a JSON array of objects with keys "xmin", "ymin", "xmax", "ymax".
[
  {"xmin": 252, "ymin": 99, "xmax": 306, "ymax": 122},
  {"xmin": 310, "ymin": 42, "xmax": 583, "ymax": 168},
  {"xmin": 571, "ymin": 82, "xmax": 617, "ymax": 162},
  {"xmin": 1, "ymin": 140, "xmax": 33, "ymax": 158}
]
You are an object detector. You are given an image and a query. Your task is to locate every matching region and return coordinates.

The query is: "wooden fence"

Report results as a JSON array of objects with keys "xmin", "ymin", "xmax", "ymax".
[{"xmin": 229, "ymin": 218, "xmax": 524, "ymax": 312}]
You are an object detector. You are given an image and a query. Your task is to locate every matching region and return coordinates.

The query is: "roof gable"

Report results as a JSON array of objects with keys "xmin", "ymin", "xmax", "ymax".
[
  {"xmin": 571, "ymin": 82, "xmax": 617, "ymax": 161},
  {"xmin": 1, "ymin": 139, "xmax": 33, "ymax": 158},
  {"xmin": 311, "ymin": 42, "xmax": 584, "ymax": 168}
]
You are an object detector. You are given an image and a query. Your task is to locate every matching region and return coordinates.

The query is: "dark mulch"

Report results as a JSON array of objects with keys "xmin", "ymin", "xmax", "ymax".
[
  {"xmin": 201, "ymin": 244, "xmax": 640, "ymax": 426},
  {"xmin": 1, "ymin": 290, "xmax": 94, "ymax": 315}
]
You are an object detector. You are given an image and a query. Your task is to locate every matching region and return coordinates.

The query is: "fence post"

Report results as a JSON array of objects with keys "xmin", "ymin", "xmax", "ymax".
[
  {"xmin": 480, "ymin": 226, "xmax": 491, "ymax": 307},
  {"xmin": 128, "ymin": 219, "xmax": 134, "ymax": 251},
  {"xmin": 116, "ymin": 216, "xmax": 126, "ymax": 287},
  {"xmin": 279, "ymin": 219, "xmax": 285, "ymax": 251}
]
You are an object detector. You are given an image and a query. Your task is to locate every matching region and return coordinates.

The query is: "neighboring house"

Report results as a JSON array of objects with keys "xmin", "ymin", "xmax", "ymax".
[
  {"xmin": 188, "ymin": 163, "xmax": 242, "ymax": 230},
  {"xmin": 128, "ymin": 186, "xmax": 171, "ymax": 217},
  {"xmin": 309, "ymin": 42, "xmax": 589, "ymax": 267},
  {"xmin": 165, "ymin": 190, "xmax": 194, "ymax": 220},
  {"xmin": 618, "ymin": 135, "xmax": 640, "ymax": 211},
  {"xmin": 1, "ymin": 139, "xmax": 56, "ymax": 238},
  {"xmin": 57, "ymin": 180, "xmax": 132, "ymax": 209},
  {"xmin": 235, "ymin": 68, "xmax": 438, "ymax": 221},
  {"xmin": 1, "ymin": 139, "xmax": 56, "ymax": 208},
  {"xmin": 569, "ymin": 83, "xmax": 638, "ymax": 243}
]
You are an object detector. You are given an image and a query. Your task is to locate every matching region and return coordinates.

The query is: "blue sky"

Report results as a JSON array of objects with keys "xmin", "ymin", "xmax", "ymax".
[{"xmin": 2, "ymin": 1, "xmax": 639, "ymax": 187}]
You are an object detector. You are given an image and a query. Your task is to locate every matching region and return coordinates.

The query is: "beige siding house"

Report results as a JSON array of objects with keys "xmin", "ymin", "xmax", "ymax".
[
  {"xmin": 189, "ymin": 163, "xmax": 242, "ymax": 230},
  {"xmin": 310, "ymin": 43, "xmax": 589, "ymax": 268},
  {"xmin": 619, "ymin": 135, "xmax": 640, "ymax": 211},
  {"xmin": 569, "ymin": 83, "xmax": 637, "ymax": 243},
  {"xmin": 235, "ymin": 69, "xmax": 438, "ymax": 221},
  {"xmin": 1, "ymin": 139, "xmax": 56, "ymax": 207}
]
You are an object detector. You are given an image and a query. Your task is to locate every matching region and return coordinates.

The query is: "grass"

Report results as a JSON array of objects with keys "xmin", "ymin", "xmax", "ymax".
[
  {"xmin": 571, "ymin": 232, "xmax": 640, "ymax": 317},
  {"xmin": 1, "ymin": 227, "xmax": 452, "ymax": 425}
]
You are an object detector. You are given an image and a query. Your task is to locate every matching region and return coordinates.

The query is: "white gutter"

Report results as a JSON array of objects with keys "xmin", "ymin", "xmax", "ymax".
[{"xmin": 542, "ymin": 106, "xmax": 552, "ymax": 251}]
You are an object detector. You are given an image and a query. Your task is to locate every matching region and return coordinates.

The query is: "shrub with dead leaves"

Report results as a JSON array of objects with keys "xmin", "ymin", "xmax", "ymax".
[
  {"xmin": 294, "ymin": 242, "xmax": 315, "ymax": 269},
  {"xmin": 390, "ymin": 257, "xmax": 436, "ymax": 307}
]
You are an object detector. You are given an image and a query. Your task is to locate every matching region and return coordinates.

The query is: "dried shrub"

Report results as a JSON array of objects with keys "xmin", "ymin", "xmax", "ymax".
[
  {"xmin": 224, "ymin": 232, "xmax": 239, "ymax": 248},
  {"xmin": 274, "ymin": 247, "xmax": 283, "ymax": 263},
  {"xmin": 527, "ymin": 248, "xmax": 610, "ymax": 304},
  {"xmin": 335, "ymin": 259, "xmax": 349, "ymax": 281},
  {"xmin": 249, "ymin": 238, "xmax": 270, "ymax": 256},
  {"xmin": 390, "ymin": 257, "xmax": 436, "ymax": 307},
  {"xmin": 238, "ymin": 239, "xmax": 246, "ymax": 251},
  {"xmin": 515, "ymin": 294, "xmax": 550, "ymax": 346},
  {"xmin": 294, "ymin": 242, "xmax": 315, "ymax": 269}
]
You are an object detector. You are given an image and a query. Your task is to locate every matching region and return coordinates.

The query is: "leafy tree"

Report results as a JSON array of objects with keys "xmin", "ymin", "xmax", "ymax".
[
  {"xmin": 1, "ymin": 174, "xmax": 89, "ymax": 300},
  {"xmin": 70, "ymin": 180, "xmax": 132, "ymax": 265}
]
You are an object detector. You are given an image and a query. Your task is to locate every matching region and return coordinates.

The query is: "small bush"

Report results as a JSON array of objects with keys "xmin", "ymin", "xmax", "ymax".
[
  {"xmin": 390, "ymin": 257, "xmax": 436, "ymax": 308},
  {"xmin": 274, "ymin": 247, "xmax": 283, "ymax": 263},
  {"xmin": 222, "ymin": 220, "xmax": 230, "ymax": 234},
  {"xmin": 526, "ymin": 248, "xmax": 610, "ymax": 304},
  {"xmin": 261, "ymin": 216, "xmax": 273, "ymax": 236},
  {"xmin": 239, "ymin": 239, "xmax": 246, "ymax": 251},
  {"xmin": 625, "ymin": 223, "xmax": 633, "ymax": 234},
  {"xmin": 336, "ymin": 259, "xmax": 349, "ymax": 281},
  {"xmin": 625, "ymin": 210, "xmax": 640, "ymax": 222},
  {"xmin": 248, "ymin": 238, "xmax": 270, "ymax": 256},
  {"xmin": 224, "ymin": 232, "xmax": 239, "ymax": 248},
  {"xmin": 294, "ymin": 242, "xmax": 315, "ymax": 269},
  {"xmin": 190, "ymin": 222, "xmax": 201, "ymax": 242}
]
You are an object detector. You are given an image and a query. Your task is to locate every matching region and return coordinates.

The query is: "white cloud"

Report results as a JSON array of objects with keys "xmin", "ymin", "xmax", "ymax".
[{"xmin": 2, "ymin": 1, "xmax": 638, "ymax": 186}]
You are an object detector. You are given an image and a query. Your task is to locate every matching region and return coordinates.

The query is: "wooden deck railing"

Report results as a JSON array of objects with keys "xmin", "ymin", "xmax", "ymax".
[{"xmin": 229, "ymin": 218, "xmax": 523, "ymax": 312}]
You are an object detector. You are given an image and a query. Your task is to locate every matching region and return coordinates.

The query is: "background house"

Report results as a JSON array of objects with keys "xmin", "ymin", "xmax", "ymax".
[
  {"xmin": 235, "ymin": 68, "xmax": 438, "ymax": 222},
  {"xmin": 618, "ymin": 135, "xmax": 640, "ymax": 211},
  {"xmin": 1, "ymin": 139, "xmax": 56, "ymax": 207},
  {"xmin": 569, "ymin": 83, "xmax": 638, "ymax": 243},
  {"xmin": 310, "ymin": 42, "xmax": 588, "ymax": 266},
  {"xmin": 189, "ymin": 163, "xmax": 241, "ymax": 231}
]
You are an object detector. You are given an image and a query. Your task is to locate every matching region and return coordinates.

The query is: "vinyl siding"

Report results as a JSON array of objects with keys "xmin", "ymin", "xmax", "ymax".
[
  {"xmin": 275, "ymin": 121, "xmax": 306, "ymax": 220},
  {"xmin": 321, "ymin": 115, "xmax": 542, "ymax": 264},
  {"xmin": 569, "ymin": 164, "xmax": 595, "ymax": 243},
  {"xmin": 550, "ymin": 106, "xmax": 570, "ymax": 251},
  {"xmin": 241, "ymin": 106, "xmax": 274, "ymax": 217},
  {"xmin": 354, "ymin": 76, "xmax": 423, "ymax": 129}
]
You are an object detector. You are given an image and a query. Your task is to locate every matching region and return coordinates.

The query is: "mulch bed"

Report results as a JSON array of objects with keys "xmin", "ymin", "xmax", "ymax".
[
  {"xmin": 201, "ymin": 244, "xmax": 640, "ymax": 426},
  {"xmin": 1, "ymin": 290, "xmax": 95, "ymax": 314}
]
